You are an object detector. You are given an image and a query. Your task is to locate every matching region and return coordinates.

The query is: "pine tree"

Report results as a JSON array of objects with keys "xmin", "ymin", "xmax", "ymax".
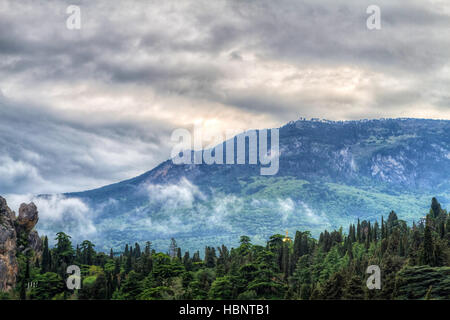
[
  {"xmin": 292, "ymin": 231, "xmax": 303, "ymax": 267},
  {"xmin": 81, "ymin": 240, "xmax": 95, "ymax": 265},
  {"xmin": 114, "ymin": 258, "xmax": 121, "ymax": 275},
  {"xmin": 344, "ymin": 275, "xmax": 364, "ymax": 300},
  {"xmin": 320, "ymin": 272, "xmax": 345, "ymax": 299},
  {"xmin": 420, "ymin": 218, "xmax": 434, "ymax": 266},
  {"xmin": 144, "ymin": 241, "xmax": 151, "ymax": 256},
  {"xmin": 75, "ymin": 244, "xmax": 81, "ymax": 264},
  {"xmin": 205, "ymin": 246, "xmax": 216, "ymax": 268},
  {"xmin": 439, "ymin": 221, "xmax": 445, "ymax": 239},
  {"xmin": 134, "ymin": 243, "xmax": 141, "ymax": 258},
  {"xmin": 282, "ymin": 242, "xmax": 290, "ymax": 279},
  {"xmin": 183, "ymin": 252, "xmax": 192, "ymax": 271},
  {"xmin": 54, "ymin": 232, "xmax": 74, "ymax": 265},
  {"xmin": 431, "ymin": 197, "xmax": 442, "ymax": 218},
  {"xmin": 357, "ymin": 219, "xmax": 361, "ymax": 242},
  {"xmin": 41, "ymin": 236, "xmax": 51, "ymax": 273},
  {"xmin": 373, "ymin": 221, "xmax": 379, "ymax": 242},
  {"xmin": 125, "ymin": 252, "xmax": 133, "ymax": 274}
]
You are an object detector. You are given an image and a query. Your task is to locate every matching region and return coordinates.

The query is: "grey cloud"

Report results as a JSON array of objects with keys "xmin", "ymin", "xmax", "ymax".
[
  {"xmin": 0, "ymin": 0, "xmax": 450, "ymax": 195},
  {"xmin": 0, "ymin": 95, "xmax": 173, "ymax": 194}
]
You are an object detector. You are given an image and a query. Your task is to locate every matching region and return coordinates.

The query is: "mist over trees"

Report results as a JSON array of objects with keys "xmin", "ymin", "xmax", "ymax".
[{"xmin": 3, "ymin": 198, "xmax": 450, "ymax": 300}]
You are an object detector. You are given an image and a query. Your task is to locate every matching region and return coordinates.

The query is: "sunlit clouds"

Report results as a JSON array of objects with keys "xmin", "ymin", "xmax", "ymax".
[{"xmin": 1, "ymin": 0, "xmax": 450, "ymax": 195}]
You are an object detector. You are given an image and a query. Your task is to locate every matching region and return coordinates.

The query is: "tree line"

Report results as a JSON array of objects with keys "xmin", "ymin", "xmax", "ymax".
[{"xmin": 2, "ymin": 197, "xmax": 450, "ymax": 300}]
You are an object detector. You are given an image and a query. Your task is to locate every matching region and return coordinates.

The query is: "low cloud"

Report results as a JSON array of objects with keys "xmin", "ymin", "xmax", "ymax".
[
  {"xmin": 253, "ymin": 197, "xmax": 331, "ymax": 226},
  {"xmin": 278, "ymin": 198, "xmax": 295, "ymax": 222},
  {"xmin": 4, "ymin": 193, "xmax": 97, "ymax": 243},
  {"xmin": 119, "ymin": 179, "xmax": 240, "ymax": 235},
  {"xmin": 298, "ymin": 201, "xmax": 331, "ymax": 226},
  {"xmin": 206, "ymin": 195, "xmax": 240, "ymax": 231},
  {"xmin": 147, "ymin": 177, "xmax": 206, "ymax": 209}
]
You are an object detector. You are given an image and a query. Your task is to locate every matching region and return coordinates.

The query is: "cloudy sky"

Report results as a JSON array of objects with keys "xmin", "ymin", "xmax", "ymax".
[{"xmin": 1, "ymin": 0, "xmax": 450, "ymax": 196}]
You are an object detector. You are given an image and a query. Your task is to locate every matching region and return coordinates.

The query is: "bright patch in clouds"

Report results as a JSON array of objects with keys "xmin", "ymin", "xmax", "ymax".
[{"xmin": 1, "ymin": 0, "xmax": 450, "ymax": 195}]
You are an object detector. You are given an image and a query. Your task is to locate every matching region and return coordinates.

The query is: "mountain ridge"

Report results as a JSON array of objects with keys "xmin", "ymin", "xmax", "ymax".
[
  {"xmin": 66, "ymin": 117, "xmax": 449, "ymax": 191},
  {"xmin": 34, "ymin": 117, "xmax": 450, "ymax": 252}
]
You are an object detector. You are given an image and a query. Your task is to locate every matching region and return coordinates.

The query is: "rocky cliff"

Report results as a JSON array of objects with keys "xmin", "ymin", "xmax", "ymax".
[{"xmin": 0, "ymin": 196, "xmax": 42, "ymax": 292}]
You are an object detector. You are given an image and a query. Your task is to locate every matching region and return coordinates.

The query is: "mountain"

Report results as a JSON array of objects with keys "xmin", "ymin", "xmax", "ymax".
[{"xmin": 37, "ymin": 118, "xmax": 450, "ymax": 252}]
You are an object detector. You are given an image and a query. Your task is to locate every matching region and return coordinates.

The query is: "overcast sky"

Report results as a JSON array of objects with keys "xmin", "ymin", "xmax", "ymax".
[{"xmin": 1, "ymin": 0, "xmax": 450, "ymax": 196}]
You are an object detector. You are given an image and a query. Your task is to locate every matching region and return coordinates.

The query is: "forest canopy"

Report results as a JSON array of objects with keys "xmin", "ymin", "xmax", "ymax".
[{"xmin": 2, "ymin": 197, "xmax": 450, "ymax": 300}]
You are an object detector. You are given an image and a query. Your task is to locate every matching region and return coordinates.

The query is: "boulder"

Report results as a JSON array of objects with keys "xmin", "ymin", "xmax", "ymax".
[
  {"xmin": 0, "ymin": 197, "xmax": 43, "ymax": 292},
  {"xmin": 17, "ymin": 202, "xmax": 39, "ymax": 232}
]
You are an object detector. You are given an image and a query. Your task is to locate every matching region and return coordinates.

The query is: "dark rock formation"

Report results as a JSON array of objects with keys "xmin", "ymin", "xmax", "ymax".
[
  {"xmin": 28, "ymin": 230, "xmax": 43, "ymax": 254},
  {"xmin": 0, "ymin": 196, "xmax": 42, "ymax": 292},
  {"xmin": 0, "ymin": 197, "xmax": 18, "ymax": 292},
  {"xmin": 18, "ymin": 203, "xmax": 39, "ymax": 233}
]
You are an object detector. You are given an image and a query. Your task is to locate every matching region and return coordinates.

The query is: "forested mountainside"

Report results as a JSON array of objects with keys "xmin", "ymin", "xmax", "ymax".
[
  {"xmin": 2, "ymin": 197, "xmax": 450, "ymax": 300},
  {"xmin": 34, "ymin": 118, "xmax": 450, "ymax": 253}
]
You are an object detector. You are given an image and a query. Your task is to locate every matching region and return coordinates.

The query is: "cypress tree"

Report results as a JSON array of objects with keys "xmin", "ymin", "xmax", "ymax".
[
  {"xmin": 431, "ymin": 197, "xmax": 442, "ymax": 218},
  {"xmin": 144, "ymin": 241, "xmax": 151, "ymax": 256},
  {"xmin": 134, "ymin": 243, "xmax": 141, "ymax": 258},
  {"xmin": 125, "ymin": 253, "xmax": 132, "ymax": 273},
  {"xmin": 371, "ymin": 222, "xmax": 375, "ymax": 241},
  {"xmin": 114, "ymin": 258, "xmax": 121, "ymax": 275},
  {"xmin": 282, "ymin": 242, "xmax": 290, "ymax": 279},
  {"xmin": 344, "ymin": 275, "xmax": 364, "ymax": 300},
  {"xmin": 41, "ymin": 236, "xmax": 50, "ymax": 273},
  {"xmin": 439, "ymin": 221, "xmax": 445, "ymax": 239},
  {"xmin": 421, "ymin": 219, "xmax": 434, "ymax": 266},
  {"xmin": 357, "ymin": 219, "xmax": 361, "ymax": 242},
  {"xmin": 183, "ymin": 252, "xmax": 192, "ymax": 271},
  {"xmin": 321, "ymin": 272, "xmax": 345, "ymax": 299}
]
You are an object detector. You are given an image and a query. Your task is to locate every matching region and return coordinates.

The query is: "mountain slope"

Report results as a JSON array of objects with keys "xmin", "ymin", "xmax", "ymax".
[{"xmin": 38, "ymin": 118, "xmax": 450, "ymax": 252}]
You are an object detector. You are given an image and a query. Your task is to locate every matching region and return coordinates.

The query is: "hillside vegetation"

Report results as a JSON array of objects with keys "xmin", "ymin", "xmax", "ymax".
[
  {"xmin": 3, "ymin": 197, "xmax": 450, "ymax": 300},
  {"xmin": 42, "ymin": 118, "xmax": 450, "ymax": 252}
]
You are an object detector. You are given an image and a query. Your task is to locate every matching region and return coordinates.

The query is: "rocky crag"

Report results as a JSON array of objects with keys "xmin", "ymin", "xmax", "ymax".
[{"xmin": 0, "ymin": 196, "xmax": 42, "ymax": 292}]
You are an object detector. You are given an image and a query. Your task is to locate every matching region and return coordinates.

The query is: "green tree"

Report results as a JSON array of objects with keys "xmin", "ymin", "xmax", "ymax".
[
  {"xmin": 420, "ymin": 219, "xmax": 434, "ymax": 266},
  {"xmin": 30, "ymin": 272, "xmax": 65, "ymax": 300},
  {"xmin": 41, "ymin": 236, "xmax": 51, "ymax": 273},
  {"xmin": 343, "ymin": 275, "xmax": 364, "ymax": 300},
  {"xmin": 118, "ymin": 271, "xmax": 142, "ymax": 300},
  {"xmin": 80, "ymin": 240, "xmax": 96, "ymax": 265},
  {"xmin": 320, "ymin": 272, "xmax": 345, "ymax": 300},
  {"xmin": 209, "ymin": 276, "xmax": 236, "ymax": 299},
  {"xmin": 54, "ymin": 232, "xmax": 74, "ymax": 266}
]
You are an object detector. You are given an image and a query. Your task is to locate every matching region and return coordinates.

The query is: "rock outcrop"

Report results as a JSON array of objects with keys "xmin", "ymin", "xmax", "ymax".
[
  {"xmin": 18, "ymin": 203, "xmax": 39, "ymax": 233},
  {"xmin": 0, "ymin": 197, "xmax": 18, "ymax": 292},
  {"xmin": 0, "ymin": 196, "xmax": 42, "ymax": 292}
]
